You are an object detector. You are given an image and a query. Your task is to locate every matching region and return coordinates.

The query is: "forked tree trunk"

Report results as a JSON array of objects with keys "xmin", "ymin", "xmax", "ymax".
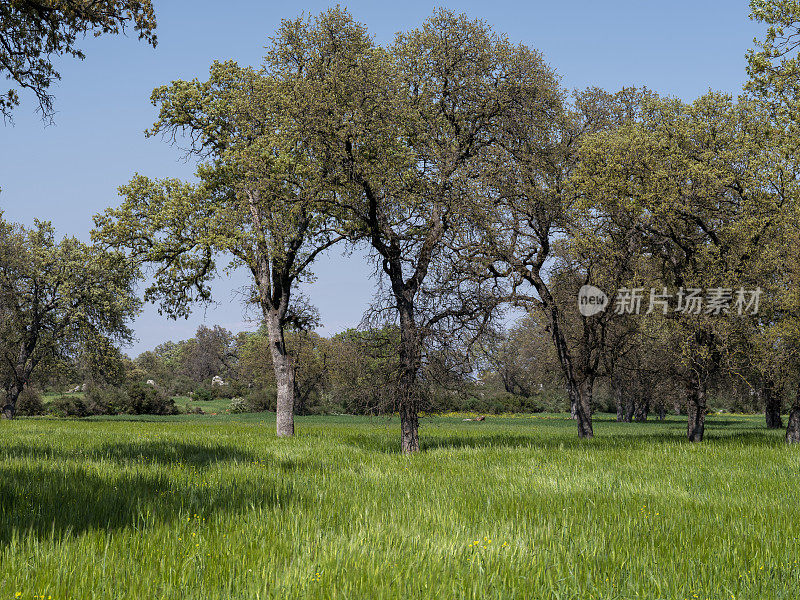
[
  {"xmin": 763, "ymin": 383, "xmax": 783, "ymax": 429},
  {"xmin": 634, "ymin": 394, "xmax": 650, "ymax": 422},
  {"xmin": 265, "ymin": 310, "xmax": 295, "ymax": 437},
  {"xmin": 786, "ymin": 381, "xmax": 800, "ymax": 444},
  {"xmin": 686, "ymin": 376, "xmax": 707, "ymax": 443},
  {"xmin": 624, "ymin": 395, "xmax": 635, "ymax": 423}
]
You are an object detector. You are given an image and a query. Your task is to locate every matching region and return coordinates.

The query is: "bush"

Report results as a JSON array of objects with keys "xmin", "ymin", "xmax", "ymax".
[
  {"xmin": 47, "ymin": 395, "xmax": 88, "ymax": 418},
  {"xmin": 193, "ymin": 387, "xmax": 213, "ymax": 402},
  {"xmin": 229, "ymin": 397, "xmax": 248, "ymax": 413},
  {"xmin": 16, "ymin": 387, "xmax": 45, "ymax": 416},
  {"xmin": 83, "ymin": 386, "xmax": 131, "ymax": 415},
  {"xmin": 211, "ymin": 384, "xmax": 236, "ymax": 400},
  {"xmin": 245, "ymin": 387, "xmax": 277, "ymax": 412},
  {"xmin": 168, "ymin": 375, "xmax": 195, "ymax": 397},
  {"xmin": 119, "ymin": 383, "xmax": 178, "ymax": 415}
]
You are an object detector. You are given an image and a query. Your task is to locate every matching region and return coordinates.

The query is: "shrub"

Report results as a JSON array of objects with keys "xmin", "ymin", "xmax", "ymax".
[
  {"xmin": 47, "ymin": 395, "xmax": 88, "ymax": 418},
  {"xmin": 16, "ymin": 387, "xmax": 45, "ymax": 416},
  {"xmin": 120, "ymin": 383, "xmax": 178, "ymax": 415},
  {"xmin": 245, "ymin": 387, "xmax": 277, "ymax": 412},
  {"xmin": 83, "ymin": 386, "xmax": 131, "ymax": 415},
  {"xmin": 211, "ymin": 384, "xmax": 236, "ymax": 400},
  {"xmin": 193, "ymin": 387, "xmax": 213, "ymax": 402},
  {"xmin": 229, "ymin": 398, "xmax": 248, "ymax": 413},
  {"xmin": 168, "ymin": 375, "xmax": 195, "ymax": 397}
]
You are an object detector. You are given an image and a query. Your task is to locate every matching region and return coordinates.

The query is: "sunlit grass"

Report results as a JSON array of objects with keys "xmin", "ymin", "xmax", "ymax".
[{"xmin": 0, "ymin": 413, "xmax": 797, "ymax": 599}]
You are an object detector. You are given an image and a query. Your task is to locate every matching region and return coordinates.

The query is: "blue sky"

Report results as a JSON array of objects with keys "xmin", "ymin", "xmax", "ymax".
[{"xmin": 0, "ymin": 1, "xmax": 764, "ymax": 355}]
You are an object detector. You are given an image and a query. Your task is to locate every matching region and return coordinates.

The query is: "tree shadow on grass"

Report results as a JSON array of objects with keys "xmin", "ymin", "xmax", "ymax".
[
  {"xmin": 0, "ymin": 441, "xmax": 258, "ymax": 467},
  {"xmin": 95, "ymin": 441, "xmax": 258, "ymax": 466},
  {"xmin": 340, "ymin": 422, "xmax": 785, "ymax": 454},
  {"xmin": 0, "ymin": 452, "xmax": 297, "ymax": 545},
  {"xmin": 603, "ymin": 417, "xmax": 745, "ymax": 427}
]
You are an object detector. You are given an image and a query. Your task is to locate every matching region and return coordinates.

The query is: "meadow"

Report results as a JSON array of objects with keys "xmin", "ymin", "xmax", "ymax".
[{"xmin": 0, "ymin": 412, "xmax": 798, "ymax": 599}]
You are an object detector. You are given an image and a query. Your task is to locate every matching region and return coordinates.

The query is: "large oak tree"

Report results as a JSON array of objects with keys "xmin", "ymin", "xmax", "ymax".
[{"xmin": 94, "ymin": 61, "xmax": 342, "ymax": 437}]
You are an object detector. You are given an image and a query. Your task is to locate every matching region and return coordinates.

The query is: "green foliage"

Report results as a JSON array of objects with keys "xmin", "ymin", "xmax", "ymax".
[
  {"xmin": 0, "ymin": 0, "xmax": 157, "ymax": 120},
  {"xmin": 46, "ymin": 394, "xmax": 88, "ymax": 418},
  {"xmin": 121, "ymin": 383, "xmax": 177, "ymax": 416},
  {"xmin": 244, "ymin": 388, "xmax": 277, "ymax": 412},
  {"xmin": 15, "ymin": 386, "xmax": 44, "ymax": 416},
  {"xmin": 228, "ymin": 398, "xmax": 248, "ymax": 414},
  {"xmin": 0, "ymin": 214, "xmax": 140, "ymax": 415},
  {"xmin": 747, "ymin": 0, "xmax": 800, "ymax": 94},
  {"xmin": 83, "ymin": 386, "xmax": 128, "ymax": 416},
  {"xmin": 193, "ymin": 387, "xmax": 213, "ymax": 403}
]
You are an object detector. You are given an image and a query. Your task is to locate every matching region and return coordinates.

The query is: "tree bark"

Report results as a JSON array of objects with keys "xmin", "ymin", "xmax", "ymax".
[
  {"xmin": 397, "ymin": 297, "xmax": 420, "ymax": 454},
  {"xmin": 786, "ymin": 381, "xmax": 800, "ymax": 444},
  {"xmin": 1, "ymin": 389, "xmax": 18, "ymax": 420},
  {"xmin": 569, "ymin": 387, "xmax": 578, "ymax": 420},
  {"xmin": 2, "ymin": 376, "xmax": 24, "ymax": 420},
  {"xmin": 524, "ymin": 269, "xmax": 591, "ymax": 438},
  {"xmin": 634, "ymin": 393, "xmax": 650, "ymax": 422},
  {"xmin": 763, "ymin": 383, "xmax": 783, "ymax": 429},
  {"xmin": 575, "ymin": 378, "xmax": 594, "ymax": 438},
  {"xmin": 624, "ymin": 394, "xmax": 635, "ymax": 423},
  {"xmin": 613, "ymin": 379, "xmax": 624, "ymax": 422},
  {"xmin": 265, "ymin": 310, "xmax": 295, "ymax": 438},
  {"xmin": 548, "ymin": 304, "xmax": 591, "ymax": 437},
  {"xmin": 686, "ymin": 376, "xmax": 706, "ymax": 442}
]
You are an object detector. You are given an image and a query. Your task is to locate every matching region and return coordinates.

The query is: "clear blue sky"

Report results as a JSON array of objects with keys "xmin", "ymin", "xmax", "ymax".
[{"xmin": 0, "ymin": 1, "xmax": 764, "ymax": 356}]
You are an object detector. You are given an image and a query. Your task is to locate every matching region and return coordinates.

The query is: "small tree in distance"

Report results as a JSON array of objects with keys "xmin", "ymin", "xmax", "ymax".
[{"xmin": 0, "ymin": 212, "xmax": 140, "ymax": 418}]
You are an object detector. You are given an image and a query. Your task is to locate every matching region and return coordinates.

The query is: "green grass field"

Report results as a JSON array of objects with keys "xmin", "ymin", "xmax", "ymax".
[{"xmin": 0, "ymin": 413, "xmax": 798, "ymax": 599}]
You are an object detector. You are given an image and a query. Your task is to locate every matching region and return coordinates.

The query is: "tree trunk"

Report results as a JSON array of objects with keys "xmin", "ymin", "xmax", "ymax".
[
  {"xmin": 624, "ymin": 394, "xmax": 635, "ymax": 423},
  {"xmin": 786, "ymin": 381, "xmax": 800, "ymax": 444},
  {"xmin": 686, "ymin": 376, "xmax": 706, "ymax": 443},
  {"xmin": 634, "ymin": 394, "xmax": 649, "ymax": 422},
  {"xmin": 575, "ymin": 378, "xmax": 594, "ymax": 439},
  {"xmin": 657, "ymin": 404, "xmax": 666, "ymax": 421},
  {"xmin": 265, "ymin": 310, "xmax": 295, "ymax": 438},
  {"xmin": 547, "ymin": 305, "xmax": 590, "ymax": 436},
  {"xmin": 763, "ymin": 383, "xmax": 783, "ymax": 429},
  {"xmin": 1, "ymin": 383, "xmax": 21, "ymax": 420},
  {"xmin": 527, "ymin": 271, "xmax": 590, "ymax": 439},
  {"xmin": 613, "ymin": 380, "xmax": 624, "ymax": 422},
  {"xmin": 399, "ymin": 391, "xmax": 419, "ymax": 454},
  {"xmin": 397, "ymin": 298, "xmax": 420, "ymax": 454},
  {"xmin": 569, "ymin": 387, "xmax": 578, "ymax": 420}
]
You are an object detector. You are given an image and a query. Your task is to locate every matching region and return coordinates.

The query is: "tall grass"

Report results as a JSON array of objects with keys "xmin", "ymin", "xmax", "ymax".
[{"xmin": 0, "ymin": 413, "xmax": 797, "ymax": 599}]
